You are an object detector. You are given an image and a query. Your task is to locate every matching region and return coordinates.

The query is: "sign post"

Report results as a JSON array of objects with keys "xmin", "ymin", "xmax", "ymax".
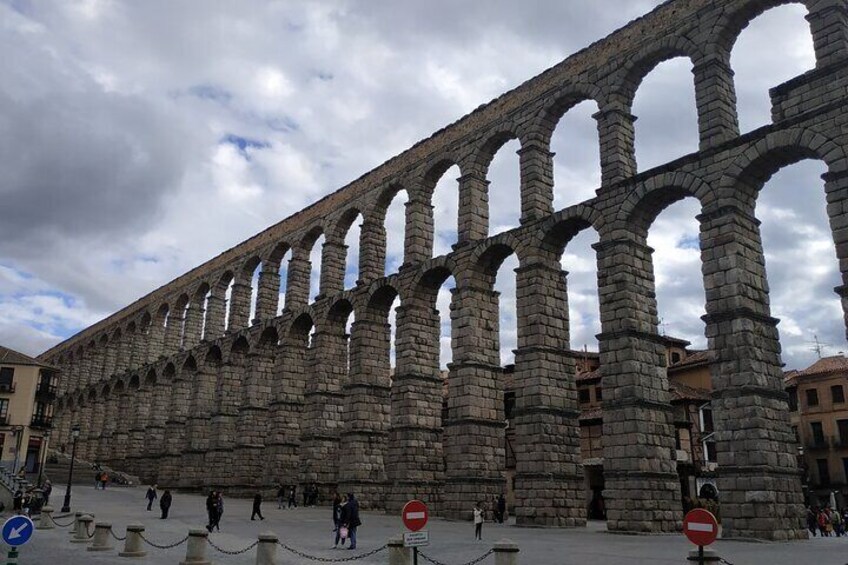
[
  {"xmin": 682, "ymin": 508, "xmax": 719, "ymax": 565},
  {"xmin": 402, "ymin": 500, "xmax": 429, "ymax": 565},
  {"xmin": 2, "ymin": 515, "xmax": 35, "ymax": 564}
]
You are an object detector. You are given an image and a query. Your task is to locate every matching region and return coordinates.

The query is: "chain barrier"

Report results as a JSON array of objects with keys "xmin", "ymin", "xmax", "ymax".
[
  {"xmin": 48, "ymin": 514, "xmax": 76, "ymax": 528},
  {"xmin": 109, "ymin": 528, "xmax": 127, "ymax": 541},
  {"xmin": 277, "ymin": 541, "xmax": 387, "ymax": 562},
  {"xmin": 206, "ymin": 537, "xmax": 259, "ymax": 556},
  {"xmin": 138, "ymin": 532, "xmax": 189, "ymax": 550},
  {"xmin": 418, "ymin": 548, "xmax": 493, "ymax": 565}
]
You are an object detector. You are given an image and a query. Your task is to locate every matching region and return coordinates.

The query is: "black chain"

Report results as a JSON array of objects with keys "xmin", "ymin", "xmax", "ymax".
[
  {"xmin": 206, "ymin": 537, "xmax": 259, "ymax": 555},
  {"xmin": 109, "ymin": 528, "xmax": 127, "ymax": 541},
  {"xmin": 48, "ymin": 514, "xmax": 76, "ymax": 528},
  {"xmin": 419, "ymin": 549, "xmax": 493, "ymax": 565},
  {"xmin": 277, "ymin": 541, "xmax": 387, "ymax": 562},
  {"xmin": 138, "ymin": 532, "xmax": 189, "ymax": 550}
]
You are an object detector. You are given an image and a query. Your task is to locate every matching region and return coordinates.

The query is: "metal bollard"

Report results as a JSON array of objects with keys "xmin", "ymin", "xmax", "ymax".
[
  {"xmin": 178, "ymin": 529, "xmax": 211, "ymax": 565},
  {"xmin": 37, "ymin": 505, "xmax": 54, "ymax": 530},
  {"xmin": 87, "ymin": 522, "xmax": 114, "ymax": 552},
  {"xmin": 686, "ymin": 548, "xmax": 721, "ymax": 563},
  {"xmin": 70, "ymin": 514, "xmax": 94, "ymax": 544},
  {"xmin": 119, "ymin": 523, "xmax": 147, "ymax": 558},
  {"xmin": 388, "ymin": 535, "xmax": 411, "ymax": 565},
  {"xmin": 493, "ymin": 539, "xmax": 519, "ymax": 565},
  {"xmin": 255, "ymin": 532, "xmax": 278, "ymax": 565}
]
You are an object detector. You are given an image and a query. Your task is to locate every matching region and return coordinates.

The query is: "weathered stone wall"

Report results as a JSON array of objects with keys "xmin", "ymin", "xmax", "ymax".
[{"xmin": 41, "ymin": 0, "xmax": 848, "ymax": 540}]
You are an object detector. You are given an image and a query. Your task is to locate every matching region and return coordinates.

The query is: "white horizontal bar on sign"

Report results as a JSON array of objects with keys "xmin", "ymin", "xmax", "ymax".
[
  {"xmin": 687, "ymin": 522, "xmax": 714, "ymax": 532},
  {"xmin": 406, "ymin": 512, "xmax": 426, "ymax": 520}
]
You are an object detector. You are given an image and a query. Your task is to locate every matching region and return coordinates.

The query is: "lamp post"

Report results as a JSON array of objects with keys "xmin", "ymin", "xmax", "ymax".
[
  {"xmin": 10, "ymin": 425, "xmax": 23, "ymax": 475},
  {"xmin": 37, "ymin": 429, "xmax": 51, "ymax": 487},
  {"xmin": 60, "ymin": 424, "xmax": 80, "ymax": 513}
]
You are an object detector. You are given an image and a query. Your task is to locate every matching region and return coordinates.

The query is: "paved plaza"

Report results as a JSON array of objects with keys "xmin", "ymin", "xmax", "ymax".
[{"xmin": 15, "ymin": 486, "xmax": 848, "ymax": 564}]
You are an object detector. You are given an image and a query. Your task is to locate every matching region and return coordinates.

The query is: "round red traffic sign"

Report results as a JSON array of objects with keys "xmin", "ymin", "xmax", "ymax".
[
  {"xmin": 402, "ymin": 500, "xmax": 429, "ymax": 532},
  {"xmin": 683, "ymin": 508, "xmax": 719, "ymax": 546}
]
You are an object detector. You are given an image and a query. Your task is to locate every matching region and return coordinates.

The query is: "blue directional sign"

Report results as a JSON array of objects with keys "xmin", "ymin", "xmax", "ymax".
[{"xmin": 2, "ymin": 516, "xmax": 34, "ymax": 547}]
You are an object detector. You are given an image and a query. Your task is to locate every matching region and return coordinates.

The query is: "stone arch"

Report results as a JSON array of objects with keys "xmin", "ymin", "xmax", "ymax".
[
  {"xmin": 142, "ymin": 367, "xmax": 157, "ymax": 388},
  {"xmin": 202, "ymin": 344, "xmax": 223, "ymax": 370},
  {"xmin": 182, "ymin": 354, "xmax": 198, "ymax": 374},
  {"xmin": 531, "ymin": 83, "xmax": 606, "ymax": 143},
  {"xmin": 538, "ymin": 203, "xmax": 605, "ymax": 258},
  {"xmin": 708, "ymin": 0, "xmax": 813, "ymax": 60},
  {"xmin": 329, "ymin": 206, "xmax": 364, "ymax": 291},
  {"xmin": 366, "ymin": 182, "xmax": 408, "ymax": 277}
]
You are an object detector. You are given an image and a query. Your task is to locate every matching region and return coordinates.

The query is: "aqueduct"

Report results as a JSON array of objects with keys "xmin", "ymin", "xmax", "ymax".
[{"xmin": 40, "ymin": 0, "xmax": 848, "ymax": 540}]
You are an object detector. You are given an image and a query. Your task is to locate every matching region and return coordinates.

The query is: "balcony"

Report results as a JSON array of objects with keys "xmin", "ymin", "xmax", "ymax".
[
  {"xmin": 35, "ymin": 384, "xmax": 57, "ymax": 401},
  {"xmin": 0, "ymin": 383, "xmax": 15, "ymax": 394},
  {"xmin": 30, "ymin": 414, "xmax": 52, "ymax": 429}
]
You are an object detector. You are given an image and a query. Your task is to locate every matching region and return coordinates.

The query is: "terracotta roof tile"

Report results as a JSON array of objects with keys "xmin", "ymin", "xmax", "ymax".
[{"xmin": 0, "ymin": 345, "xmax": 50, "ymax": 367}]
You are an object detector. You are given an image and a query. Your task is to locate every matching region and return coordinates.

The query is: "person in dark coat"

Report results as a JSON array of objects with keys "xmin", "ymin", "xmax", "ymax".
[
  {"xmin": 205, "ymin": 491, "xmax": 218, "ymax": 532},
  {"xmin": 12, "ymin": 490, "xmax": 22, "ymax": 514},
  {"xmin": 496, "ymin": 494, "xmax": 506, "ymax": 524},
  {"xmin": 332, "ymin": 492, "xmax": 346, "ymax": 549},
  {"xmin": 160, "ymin": 490, "xmax": 172, "ymax": 519},
  {"xmin": 145, "ymin": 485, "xmax": 158, "ymax": 511},
  {"xmin": 344, "ymin": 493, "xmax": 361, "ymax": 550},
  {"xmin": 251, "ymin": 492, "xmax": 265, "ymax": 520},
  {"xmin": 277, "ymin": 483, "xmax": 286, "ymax": 509},
  {"xmin": 42, "ymin": 480, "xmax": 52, "ymax": 506},
  {"xmin": 213, "ymin": 492, "xmax": 224, "ymax": 531},
  {"xmin": 288, "ymin": 485, "xmax": 297, "ymax": 508}
]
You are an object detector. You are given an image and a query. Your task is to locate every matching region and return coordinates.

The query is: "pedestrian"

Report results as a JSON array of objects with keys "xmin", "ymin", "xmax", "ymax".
[
  {"xmin": 818, "ymin": 508, "xmax": 829, "ymax": 537},
  {"xmin": 831, "ymin": 508, "xmax": 842, "ymax": 537},
  {"xmin": 496, "ymin": 494, "xmax": 506, "ymax": 524},
  {"xmin": 332, "ymin": 492, "xmax": 346, "ymax": 549},
  {"xmin": 145, "ymin": 484, "xmax": 158, "ymax": 511},
  {"xmin": 277, "ymin": 483, "xmax": 286, "ymax": 509},
  {"xmin": 205, "ymin": 491, "xmax": 218, "ymax": 532},
  {"xmin": 12, "ymin": 490, "xmax": 22, "ymax": 515},
  {"xmin": 214, "ymin": 492, "xmax": 224, "ymax": 531},
  {"xmin": 303, "ymin": 484, "xmax": 309, "ymax": 507},
  {"xmin": 288, "ymin": 484, "xmax": 297, "ymax": 508},
  {"xmin": 344, "ymin": 493, "xmax": 361, "ymax": 550},
  {"xmin": 42, "ymin": 480, "xmax": 52, "ymax": 506},
  {"xmin": 807, "ymin": 506, "xmax": 818, "ymax": 537},
  {"xmin": 251, "ymin": 492, "xmax": 265, "ymax": 521},
  {"xmin": 311, "ymin": 483, "xmax": 319, "ymax": 506},
  {"xmin": 100, "ymin": 472, "xmax": 109, "ymax": 490},
  {"xmin": 94, "ymin": 470, "xmax": 101, "ymax": 489},
  {"xmin": 160, "ymin": 490, "xmax": 172, "ymax": 519},
  {"xmin": 473, "ymin": 502, "xmax": 484, "ymax": 540}
]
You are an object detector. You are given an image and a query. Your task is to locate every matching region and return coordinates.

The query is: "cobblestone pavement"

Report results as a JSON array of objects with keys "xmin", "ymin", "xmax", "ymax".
[{"xmin": 15, "ymin": 487, "xmax": 848, "ymax": 564}]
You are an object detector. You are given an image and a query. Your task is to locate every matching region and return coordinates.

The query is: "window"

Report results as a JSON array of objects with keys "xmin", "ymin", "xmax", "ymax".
[
  {"xmin": 838, "ymin": 420, "xmax": 848, "ymax": 446},
  {"xmin": 811, "ymin": 422, "xmax": 825, "ymax": 446},
  {"xmin": 670, "ymin": 351, "xmax": 681, "ymax": 364},
  {"xmin": 832, "ymin": 385, "xmax": 845, "ymax": 404},
  {"xmin": 817, "ymin": 458, "xmax": 831, "ymax": 486},
  {"xmin": 579, "ymin": 388, "xmax": 591, "ymax": 404},
  {"xmin": 595, "ymin": 387, "xmax": 603, "ymax": 402},
  {"xmin": 788, "ymin": 388, "xmax": 798, "ymax": 412},
  {"xmin": 843, "ymin": 458, "xmax": 848, "ymax": 485},
  {"xmin": 704, "ymin": 438, "xmax": 717, "ymax": 463},
  {"xmin": 699, "ymin": 403, "xmax": 714, "ymax": 434},
  {"xmin": 0, "ymin": 368, "xmax": 12, "ymax": 391},
  {"xmin": 503, "ymin": 392, "xmax": 515, "ymax": 422},
  {"xmin": 806, "ymin": 388, "xmax": 819, "ymax": 407},
  {"xmin": 0, "ymin": 399, "xmax": 8, "ymax": 422}
]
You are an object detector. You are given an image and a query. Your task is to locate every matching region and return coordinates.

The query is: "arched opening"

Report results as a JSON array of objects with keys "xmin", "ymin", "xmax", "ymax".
[
  {"xmin": 384, "ymin": 188, "xmax": 408, "ymax": 275},
  {"xmin": 729, "ymin": 3, "xmax": 815, "ymax": 132},
  {"xmin": 246, "ymin": 258, "xmax": 262, "ymax": 324},
  {"xmin": 269, "ymin": 242, "xmax": 292, "ymax": 316},
  {"xmin": 486, "ymin": 138, "xmax": 522, "ymax": 235},
  {"xmin": 561, "ymin": 229, "xmax": 601, "ymax": 354},
  {"xmin": 343, "ymin": 211, "xmax": 363, "ymax": 290},
  {"xmin": 550, "ymin": 99, "xmax": 602, "ymax": 208},
  {"xmin": 309, "ymin": 233, "xmax": 326, "ymax": 303},
  {"xmin": 632, "ymin": 57, "xmax": 699, "ymax": 171},
  {"xmin": 429, "ymin": 164, "xmax": 461, "ymax": 257}
]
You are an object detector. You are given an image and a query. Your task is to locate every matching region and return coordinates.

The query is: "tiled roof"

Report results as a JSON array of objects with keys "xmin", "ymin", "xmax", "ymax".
[
  {"xmin": 669, "ymin": 350, "xmax": 711, "ymax": 369},
  {"xmin": 669, "ymin": 381, "xmax": 711, "ymax": 402},
  {"xmin": 576, "ymin": 369, "xmax": 601, "ymax": 382},
  {"xmin": 0, "ymin": 345, "xmax": 50, "ymax": 367},
  {"xmin": 797, "ymin": 355, "xmax": 848, "ymax": 376}
]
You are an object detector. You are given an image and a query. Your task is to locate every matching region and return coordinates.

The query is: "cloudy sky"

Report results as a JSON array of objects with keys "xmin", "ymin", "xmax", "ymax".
[{"xmin": 0, "ymin": 0, "xmax": 842, "ymax": 372}]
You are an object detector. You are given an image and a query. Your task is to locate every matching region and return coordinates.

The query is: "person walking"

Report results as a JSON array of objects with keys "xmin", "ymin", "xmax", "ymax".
[
  {"xmin": 145, "ymin": 485, "xmax": 158, "ymax": 511},
  {"xmin": 473, "ymin": 502, "xmax": 484, "ymax": 540},
  {"xmin": 251, "ymin": 492, "xmax": 265, "ymax": 520},
  {"xmin": 332, "ymin": 492, "xmax": 346, "ymax": 549},
  {"xmin": 42, "ymin": 480, "xmax": 52, "ymax": 506},
  {"xmin": 807, "ymin": 506, "xmax": 818, "ymax": 537},
  {"xmin": 344, "ymin": 493, "xmax": 361, "ymax": 550},
  {"xmin": 288, "ymin": 484, "xmax": 297, "ymax": 508},
  {"xmin": 100, "ymin": 472, "xmax": 109, "ymax": 490},
  {"xmin": 277, "ymin": 483, "xmax": 286, "ymax": 509},
  {"xmin": 213, "ymin": 492, "xmax": 224, "ymax": 531},
  {"xmin": 94, "ymin": 470, "xmax": 102, "ymax": 490},
  {"xmin": 160, "ymin": 490, "xmax": 172, "ymax": 519},
  {"xmin": 496, "ymin": 494, "xmax": 506, "ymax": 524},
  {"xmin": 205, "ymin": 491, "xmax": 218, "ymax": 533}
]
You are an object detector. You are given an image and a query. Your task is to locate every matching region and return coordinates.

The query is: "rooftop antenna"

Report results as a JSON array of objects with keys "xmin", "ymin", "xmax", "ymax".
[
  {"xmin": 808, "ymin": 334, "xmax": 831, "ymax": 359},
  {"xmin": 659, "ymin": 317, "xmax": 668, "ymax": 336}
]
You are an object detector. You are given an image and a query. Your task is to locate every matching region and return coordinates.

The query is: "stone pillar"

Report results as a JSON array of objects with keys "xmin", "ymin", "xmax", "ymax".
[
  {"xmin": 179, "ymin": 529, "xmax": 211, "ymax": 565},
  {"xmin": 114, "ymin": 336, "xmax": 130, "ymax": 375},
  {"xmin": 359, "ymin": 219, "xmax": 386, "ymax": 283},
  {"xmin": 234, "ymin": 349, "xmax": 274, "ymax": 491},
  {"xmin": 125, "ymin": 329, "xmax": 139, "ymax": 371},
  {"xmin": 204, "ymin": 292, "xmax": 227, "ymax": 340},
  {"xmin": 512, "ymin": 260, "xmax": 584, "ymax": 527},
  {"xmin": 99, "ymin": 393, "xmax": 119, "ymax": 466},
  {"xmin": 518, "ymin": 140, "xmax": 555, "ymax": 223},
  {"xmin": 699, "ymin": 205, "xmax": 805, "ymax": 540},
  {"xmin": 163, "ymin": 311, "xmax": 184, "ymax": 355},
  {"xmin": 160, "ymin": 372, "xmax": 191, "ymax": 486},
  {"xmin": 388, "ymin": 535, "xmax": 411, "ymax": 565},
  {"xmin": 442, "ymin": 284, "xmax": 505, "ymax": 520},
  {"xmin": 823, "ymin": 171, "xmax": 848, "ymax": 336},
  {"xmin": 299, "ymin": 324, "xmax": 346, "ymax": 496},
  {"xmin": 807, "ymin": 1, "xmax": 848, "ymax": 68},
  {"xmin": 229, "ymin": 281, "xmax": 253, "ymax": 330},
  {"xmin": 387, "ymin": 300, "xmax": 445, "ymax": 512},
  {"xmin": 147, "ymin": 316, "xmax": 166, "ymax": 363},
  {"xmin": 319, "ymin": 238, "xmax": 347, "ymax": 298},
  {"xmin": 125, "ymin": 387, "xmax": 152, "ymax": 477},
  {"xmin": 207, "ymin": 355, "xmax": 244, "ymax": 487},
  {"xmin": 338, "ymin": 316, "xmax": 391, "ymax": 508},
  {"xmin": 70, "ymin": 514, "xmax": 94, "ymax": 544},
  {"xmin": 118, "ymin": 523, "xmax": 147, "ymax": 558},
  {"xmin": 76, "ymin": 402, "xmax": 94, "ymax": 462},
  {"xmin": 593, "ymin": 106, "xmax": 637, "ymax": 185},
  {"xmin": 265, "ymin": 332, "xmax": 308, "ymax": 490},
  {"xmin": 102, "ymin": 341, "xmax": 117, "ymax": 380},
  {"xmin": 255, "ymin": 265, "xmax": 281, "ymax": 323},
  {"xmin": 594, "ymin": 235, "xmax": 680, "ymax": 533},
  {"xmin": 86, "ymin": 401, "xmax": 106, "ymax": 464},
  {"xmin": 693, "ymin": 54, "xmax": 739, "ymax": 150},
  {"xmin": 404, "ymin": 196, "xmax": 434, "ymax": 265},
  {"xmin": 285, "ymin": 253, "xmax": 312, "ymax": 309},
  {"xmin": 141, "ymin": 378, "xmax": 170, "ymax": 483},
  {"xmin": 77, "ymin": 353, "xmax": 91, "ymax": 391},
  {"xmin": 37, "ymin": 506, "xmax": 54, "ymax": 530},
  {"xmin": 182, "ymin": 302, "xmax": 205, "ymax": 350},
  {"xmin": 183, "ymin": 365, "xmax": 218, "ymax": 488},
  {"xmin": 493, "ymin": 539, "xmax": 520, "ymax": 565},
  {"xmin": 256, "ymin": 533, "xmax": 278, "ymax": 565},
  {"xmin": 110, "ymin": 392, "xmax": 131, "ymax": 467},
  {"xmin": 87, "ymin": 522, "xmax": 114, "ymax": 552},
  {"xmin": 457, "ymin": 170, "xmax": 489, "ymax": 244}
]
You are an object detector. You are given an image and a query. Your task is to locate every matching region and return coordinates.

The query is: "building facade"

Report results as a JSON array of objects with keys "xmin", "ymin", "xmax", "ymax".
[
  {"xmin": 39, "ymin": 0, "xmax": 848, "ymax": 541},
  {"xmin": 0, "ymin": 345, "xmax": 58, "ymax": 476}
]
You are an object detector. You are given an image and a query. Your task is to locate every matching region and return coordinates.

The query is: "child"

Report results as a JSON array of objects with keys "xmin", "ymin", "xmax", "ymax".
[{"xmin": 473, "ymin": 502, "xmax": 484, "ymax": 540}]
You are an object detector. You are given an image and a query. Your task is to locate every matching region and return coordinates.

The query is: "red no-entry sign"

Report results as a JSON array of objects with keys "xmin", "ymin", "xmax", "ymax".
[
  {"xmin": 402, "ymin": 500, "xmax": 429, "ymax": 532},
  {"xmin": 683, "ymin": 508, "xmax": 719, "ymax": 546}
]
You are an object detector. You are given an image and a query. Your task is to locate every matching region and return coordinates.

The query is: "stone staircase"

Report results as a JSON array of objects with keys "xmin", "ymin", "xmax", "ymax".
[{"xmin": 43, "ymin": 450, "xmax": 140, "ymax": 488}]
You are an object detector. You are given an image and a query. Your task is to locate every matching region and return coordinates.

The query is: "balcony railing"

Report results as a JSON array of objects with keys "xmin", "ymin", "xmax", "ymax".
[
  {"xmin": 0, "ymin": 383, "xmax": 16, "ymax": 394},
  {"xmin": 35, "ymin": 384, "xmax": 57, "ymax": 400},
  {"xmin": 30, "ymin": 415, "xmax": 52, "ymax": 429}
]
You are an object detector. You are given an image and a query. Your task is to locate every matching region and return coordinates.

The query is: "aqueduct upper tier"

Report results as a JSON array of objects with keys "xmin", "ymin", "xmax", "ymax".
[{"xmin": 41, "ymin": 0, "xmax": 848, "ymax": 540}]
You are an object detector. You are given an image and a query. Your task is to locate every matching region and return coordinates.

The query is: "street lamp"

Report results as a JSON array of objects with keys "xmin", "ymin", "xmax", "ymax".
[
  {"xmin": 60, "ymin": 425, "xmax": 80, "ymax": 513},
  {"xmin": 10, "ymin": 426, "xmax": 23, "ymax": 475},
  {"xmin": 37, "ymin": 430, "xmax": 51, "ymax": 488}
]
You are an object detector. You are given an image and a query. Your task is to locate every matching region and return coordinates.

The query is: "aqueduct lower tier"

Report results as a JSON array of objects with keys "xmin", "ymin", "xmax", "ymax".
[{"xmin": 40, "ymin": 0, "xmax": 848, "ymax": 540}]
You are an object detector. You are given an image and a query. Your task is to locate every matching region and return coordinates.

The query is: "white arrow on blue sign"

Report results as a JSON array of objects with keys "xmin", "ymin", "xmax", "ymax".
[{"xmin": 2, "ymin": 515, "xmax": 34, "ymax": 547}]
